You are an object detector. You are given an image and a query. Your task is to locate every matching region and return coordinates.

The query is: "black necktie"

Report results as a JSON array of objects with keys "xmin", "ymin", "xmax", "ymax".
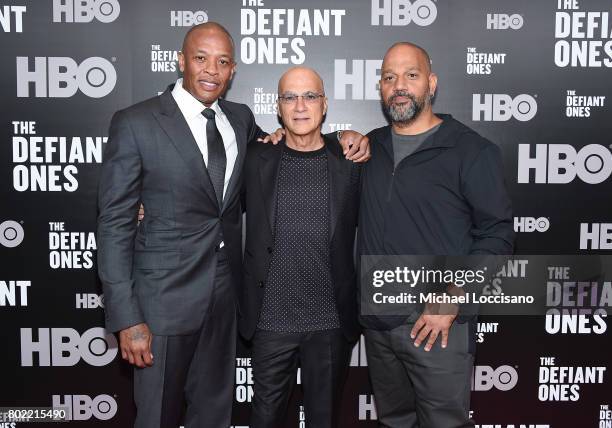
[{"xmin": 202, "ymin": 108, "xmax": 226, "ymax": 208}]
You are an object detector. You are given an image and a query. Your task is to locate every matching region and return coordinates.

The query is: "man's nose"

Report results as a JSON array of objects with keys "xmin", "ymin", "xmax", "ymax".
[
  {"xmin": 204, "ymin": 60, "xmax": 218, "ymax": 76},
  {"xmin": 294, "ymin": 96, "xmax": 307, "ymax": 111},
  {"xmin": 394, "ymin": 74, "xmax": 408, "ymax": 91}
]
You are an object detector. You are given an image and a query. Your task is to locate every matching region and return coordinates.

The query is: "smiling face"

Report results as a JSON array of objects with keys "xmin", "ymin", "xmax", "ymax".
[
  {"xmin": 178, "ymin": 25, "xmax": 236, "ymax": 106},
  {"xmin": 380, "ymin": 43, "xmax": 437, "ymax": 127},
  {"xmin": 277, "ymin": 67, "xmax": 327, "ymax": 138}
]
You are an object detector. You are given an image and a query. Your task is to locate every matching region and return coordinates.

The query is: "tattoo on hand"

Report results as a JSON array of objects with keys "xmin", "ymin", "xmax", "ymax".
[{"xmin": 129, "ymin": 331, "xmax": 149, "ymax": 341}]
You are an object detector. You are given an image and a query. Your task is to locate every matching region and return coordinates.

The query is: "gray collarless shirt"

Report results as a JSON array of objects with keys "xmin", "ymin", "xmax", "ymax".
[{"xmin": 391, "ymin": 123, "xmax": 441, "ymax": 168}]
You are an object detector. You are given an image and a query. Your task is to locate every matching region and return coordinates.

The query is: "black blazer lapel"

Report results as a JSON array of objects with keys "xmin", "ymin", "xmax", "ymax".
[
  {"xmin": 325, "ymin": 136, "xmax": 351, "ymax": 241},
  {"xmin": 258, "ymin": 143, "xmax": 283, "ymax": 237},
  {"xmin": 153, "ymin": 88, "xmax": 219, "ymax": 209},
  {"xmin": 219, "ymin": 99, "xmax": 246, "ymax": 215}
]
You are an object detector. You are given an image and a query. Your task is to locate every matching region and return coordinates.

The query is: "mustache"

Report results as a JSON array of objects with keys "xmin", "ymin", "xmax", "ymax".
[{"xmin": 388, "ymin": 90, "xmax": 416, "ymax": 104}]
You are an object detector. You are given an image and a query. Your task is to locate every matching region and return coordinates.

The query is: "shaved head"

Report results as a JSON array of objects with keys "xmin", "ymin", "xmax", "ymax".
[
  {"xmin": 383, "ymin": 42, "xmax": 432, "ymax": 73},
  {"xmin": 276, "ymin": 66, "xmax": 327, "ymax": 140},
  {"xmin": 379, "ymin": 42, "xmax": 438, "ymax": 129},
  {"xmin": 178, "ymin": 21, "xmax": 236, "ymax": 105},
  {"xmin": 182, "ymin": 22, "xmax": 235, "ymax": 58},
  {"xmin": 278, "ymin": 66, "xmax": 325, "ymax": 94}
]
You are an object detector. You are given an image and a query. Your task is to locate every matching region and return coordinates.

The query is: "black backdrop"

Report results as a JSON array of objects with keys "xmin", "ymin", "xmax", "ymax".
[{"xmin": 1, "ymin": 1, "xmax": 611, "ymax": 427}]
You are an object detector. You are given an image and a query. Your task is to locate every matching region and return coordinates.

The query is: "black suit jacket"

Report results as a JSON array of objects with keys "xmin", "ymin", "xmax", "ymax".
[
  {"xmin": 97, "ymin": 85, "xmax": 265, "ymax": 335},
  {"xmin": 240, "ymin": 135, "xmax": 361, "ymax": 342}
]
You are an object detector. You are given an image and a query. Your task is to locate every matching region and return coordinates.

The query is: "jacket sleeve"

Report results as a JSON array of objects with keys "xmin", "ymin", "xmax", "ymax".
[
  {"xmin": 463, "ymin": 143, "xmax": 515, "ymax": 255},
  {"xmin": 245, "ymin": 105, "xmax": 267, "ymax": 144},
  {"xmin": 324, "ymin": 131, "xmax": 338, "ymax": 143},
  {"xmin": 97, "ymin": 110, "xmax": 145, "ymax": 333}
]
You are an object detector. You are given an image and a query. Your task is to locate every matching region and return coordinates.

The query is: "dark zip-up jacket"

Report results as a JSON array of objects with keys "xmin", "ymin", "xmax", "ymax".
[{"xmin": 358, "ymin": 114, "xmax": 514, "ymax": 329}]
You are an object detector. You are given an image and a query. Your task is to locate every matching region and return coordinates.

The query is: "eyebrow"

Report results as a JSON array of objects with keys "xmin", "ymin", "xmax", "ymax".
[
  {"xmin": 381, "ymin": 66, "xmax": 422, "ymax": 73},
  {"xmin": 280, "ymin": 89, "xmax": 322, "ymax": 93},
  {"xmin": 194, "ymin": 49, "xmax": 233, "ymax": 58}
]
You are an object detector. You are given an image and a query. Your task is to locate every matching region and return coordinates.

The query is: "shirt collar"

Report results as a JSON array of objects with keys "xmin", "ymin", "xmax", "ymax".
[{"xmin": 172, "ymin": 78, "xmax": 224, "ymax": 120}]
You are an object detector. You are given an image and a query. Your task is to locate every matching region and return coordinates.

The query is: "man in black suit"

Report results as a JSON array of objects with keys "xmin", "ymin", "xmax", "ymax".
[{"xmin": 240, "ymin": 67, "xmax": 361, "ymax": 428}]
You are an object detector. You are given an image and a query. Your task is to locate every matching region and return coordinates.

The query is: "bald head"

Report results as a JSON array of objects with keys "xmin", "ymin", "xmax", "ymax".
[
  {"xmin": 278, "ymin": 66, "xmax": 324, "ymax": 95},
  {"xmin": 379, "ymin": 42, "xmax": 438, "ymax": 128},
  {"xmin": 276, "ymin": 67, "xmax": 327, "ymax": 140},
  {"xmin": 182, "ymin": 22, "xmax": 235, "ymax": 58},
  {"xmin": 383, "ymin": 42, "xmax": 432, "ymax": 73},
  {"xmin": 178, "ymin": 21, "xmax": 236, "ymax": 106}
]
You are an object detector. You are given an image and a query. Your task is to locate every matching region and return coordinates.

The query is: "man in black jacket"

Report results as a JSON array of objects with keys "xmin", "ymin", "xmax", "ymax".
[
  {"xmin": 358, "ymin": 43, "xmax": 514, "ymax": 427},
  {"xmin": 240, "ymin": 67, "xmax": 361, "ymax": 428}
]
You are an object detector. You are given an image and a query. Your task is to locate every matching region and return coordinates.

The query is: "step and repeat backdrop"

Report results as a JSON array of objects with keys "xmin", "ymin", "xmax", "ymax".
[{"xmin": 1, "ymin": 0, "xmax": 611, "ymax": 427}]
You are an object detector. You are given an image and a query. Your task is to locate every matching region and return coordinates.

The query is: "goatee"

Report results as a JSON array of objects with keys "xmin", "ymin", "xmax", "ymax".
[{"xmin": 382, "ymin": 90, "xmax": 429, "ymax": 127}]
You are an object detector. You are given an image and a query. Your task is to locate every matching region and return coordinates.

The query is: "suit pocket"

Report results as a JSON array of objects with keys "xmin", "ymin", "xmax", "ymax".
[{"xmin": 134, "ymin": 250, "xmax": 180, "ymax": 270}]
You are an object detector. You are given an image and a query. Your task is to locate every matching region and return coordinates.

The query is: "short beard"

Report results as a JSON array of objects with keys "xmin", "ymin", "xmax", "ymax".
[{"xmin": 382, "ymin": 90, "xmax": 429, "ymax": 128}]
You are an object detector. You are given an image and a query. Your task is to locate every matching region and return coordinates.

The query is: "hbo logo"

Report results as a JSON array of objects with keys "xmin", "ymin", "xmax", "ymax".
[
  {"xmin": 473, "ymin": 94, "xmax": 537, "ymax": 122},
  {"xmin": 170, "ymin": 10, "xmax": 208, "ymax": 27},
  {"xmin": 53, "ymin": 0, "xmax": 120, "ymax": 23},
  {"xmin": 371, "ymin": 0, "xmax": 437, "ymax": 26},
  {"xmin": 52, "ymin": 394, "xmax": 117, "ymax": 421},
  {"xmin": 518, "ymin": 144, "xmax": 612, "ymax": 184},
  {"xmin": 472, "ymin": 365, "xmax": 518, "ymax": 391},
  {"xmin": 0, "ymin": 220, "xmax": 24, "ymax": 248},
  {"xmin": 514, "ymin": 217, "xmax": 550, "ymax": 233},
  {"xmin": 487, "ymin": 13, "xmax": 523, "ymax": 30},
  {"xmin": 76, "ymin": 293, "xmax": 105, "ymax": 309},
  {"xmin": 334, "ymin": 59, "xmax": 382, "ymax": 100},
  {"xmin": 16, "ymin": 56, "xmax": 117, "ymax": 98},
  {"xmin": 20, "ymin": 327, "xmax": 118, "ymax": 367}
]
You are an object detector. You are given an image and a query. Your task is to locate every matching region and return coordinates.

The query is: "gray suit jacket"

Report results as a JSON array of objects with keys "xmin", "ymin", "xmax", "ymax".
[{"xmin": 97, "ymin": 86, "xmax": 265, "ymax": 335}]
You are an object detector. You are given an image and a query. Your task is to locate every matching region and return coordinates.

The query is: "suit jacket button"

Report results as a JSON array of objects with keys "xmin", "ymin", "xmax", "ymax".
[
  {"xmin": 258, "ymin": 281, "xmax": 265, "ymax": 288},
  {"xmin": 267, "ymin": 247, "xmax": 273, "ymax": 254}
]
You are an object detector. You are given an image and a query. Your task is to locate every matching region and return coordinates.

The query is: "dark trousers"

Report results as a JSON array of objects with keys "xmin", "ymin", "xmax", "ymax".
[
  {"xmin": 133, "ymin": 257, "xmax": 236, "ymax": 428},
  {"xmin": 364, "ymin": 322, "xmax": 475, "ymax": 428},
  {"xmin": 250, "ymin": 328, "xmax": 352, "ymax": 428}
]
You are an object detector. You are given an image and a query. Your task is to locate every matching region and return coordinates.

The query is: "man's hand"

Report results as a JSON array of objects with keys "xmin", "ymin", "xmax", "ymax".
[
  {"xmin": 410, "ymin": 301, "xmax": 458, "ymax": 352},
  {"xmin": 119, "ymin": 323, "xmax": 153, "ymax": 368},
  {"xmin": 258, "ymin": 128, "xmax": 285, "ymax": 144},
  {"xmin": 137, "ymin": 204, "xmax": 144, "ymax": 224},
  {"xmin": 339, "ymin": 130, "xmax": 370, "ymax": 163}
]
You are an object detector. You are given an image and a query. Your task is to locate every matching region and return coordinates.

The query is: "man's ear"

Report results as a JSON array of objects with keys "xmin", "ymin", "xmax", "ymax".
[
  {"xmin": 428, "ymin": 72, "xmax": 438, "ymax": 97},
  {"xmin": 178, "ymin": 51, "xmax": 185, "ymax": 73}
]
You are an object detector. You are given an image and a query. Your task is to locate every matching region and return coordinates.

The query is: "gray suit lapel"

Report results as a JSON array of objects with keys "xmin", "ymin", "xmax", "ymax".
[
  {"xmin": 153, "ymin": 89, "xmax": 219, "ymax": 210},
  {"xmin": 219, "ymin": 99, "xmax": 246, "ymax": 215}
]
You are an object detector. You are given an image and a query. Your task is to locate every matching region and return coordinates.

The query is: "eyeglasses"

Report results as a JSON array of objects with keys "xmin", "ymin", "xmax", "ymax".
[{"xmin": 278, "ymin": 92, "xmax": 325, "ymax": 105}]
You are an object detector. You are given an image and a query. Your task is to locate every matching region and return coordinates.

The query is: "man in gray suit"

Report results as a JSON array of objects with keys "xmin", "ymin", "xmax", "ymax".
[
  {"xmin": 98, "ymin": 22, "xmax": 369, "ymax": 428},
  {"xmin": 97, "ymin": 22, "xmax": 266, "ymax": 427}
]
